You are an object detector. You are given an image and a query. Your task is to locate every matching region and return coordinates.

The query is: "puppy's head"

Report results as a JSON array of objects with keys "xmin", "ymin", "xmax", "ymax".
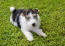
[{"xmin": 25, "ymin": 9, "xmax": 40, "ymax": 27}]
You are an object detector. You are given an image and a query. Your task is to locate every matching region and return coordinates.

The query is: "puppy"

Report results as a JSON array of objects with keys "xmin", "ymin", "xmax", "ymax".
[{"xmin": 10, "ymin": 7, "xmax": 47, "ymax": 41}]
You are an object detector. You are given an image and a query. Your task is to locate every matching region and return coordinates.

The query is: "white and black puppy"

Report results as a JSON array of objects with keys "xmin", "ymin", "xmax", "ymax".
[{"xmin": 10, "ymin": 7, "xmax": 47, "ymax": 41}]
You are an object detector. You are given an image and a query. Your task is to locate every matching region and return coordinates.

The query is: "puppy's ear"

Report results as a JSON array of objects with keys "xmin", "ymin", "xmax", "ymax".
[
  {"xmin": 22, "ymin": 9, "xmax": 27, "ymax": 15},
  {"xmin": 27, "ymin": 9, "xmax": 34, "ymax": 14},
  {"xmin": 34, "ymin": 9, "xmax": 39, "ymax": 14}
]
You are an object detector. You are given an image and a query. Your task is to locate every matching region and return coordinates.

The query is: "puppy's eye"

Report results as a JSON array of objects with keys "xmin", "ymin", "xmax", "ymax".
[{"xmin": 34, "ymin": 16, "xmax": 37, "ymax": 18}]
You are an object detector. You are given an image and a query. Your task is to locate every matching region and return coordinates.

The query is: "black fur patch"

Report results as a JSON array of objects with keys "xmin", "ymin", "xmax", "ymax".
[
  {"xmin": 16, "ymin": 14, "xmax": 21, "ymax": 28},
  {"xmin": 12, "ymin": 9, "xmax": 17, "ymax": 21},
  {"xmin": 12, "ymin": 9, "xmax": 26, "ymax": 28}
]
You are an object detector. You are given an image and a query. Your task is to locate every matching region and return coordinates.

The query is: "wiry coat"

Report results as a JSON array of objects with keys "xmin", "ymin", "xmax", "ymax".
[{"xmin": 10, "ymin": 7, "xmax": 47, "ymax": 41}]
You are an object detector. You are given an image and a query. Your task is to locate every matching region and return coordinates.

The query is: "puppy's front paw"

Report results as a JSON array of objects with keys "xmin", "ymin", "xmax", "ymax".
[
  {"xmin": 27, "ymin": 36, "xmax": 34, "ymax": 41},
  {"xmin": 39, "ymin": 29, "xmax": 47, "ymax": 38},
  {"xmin": 42, "ymin": 33, "xmax": 47, "ymax": 38}
]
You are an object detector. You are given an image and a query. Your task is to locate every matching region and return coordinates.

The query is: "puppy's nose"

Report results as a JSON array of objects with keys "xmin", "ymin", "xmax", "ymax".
[{"xmin": 32, "ymin": 23, "xmax": 36, "ymax": 27}]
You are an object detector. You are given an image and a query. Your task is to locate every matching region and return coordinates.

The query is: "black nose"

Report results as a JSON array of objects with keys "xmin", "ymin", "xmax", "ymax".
[{"xmin": 32, "ymin": 23, "xmax": 36, "ymax": 27}]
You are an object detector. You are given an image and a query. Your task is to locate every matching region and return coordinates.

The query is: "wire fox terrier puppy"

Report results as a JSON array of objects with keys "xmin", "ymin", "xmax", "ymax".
[{"xmin": 10, "ymin": 7, "xmax": 47, "ymax": 41}]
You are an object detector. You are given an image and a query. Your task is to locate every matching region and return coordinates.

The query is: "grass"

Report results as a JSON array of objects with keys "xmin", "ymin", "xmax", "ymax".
[{"xmin": 0, "ymin": 0, "xmax": 65, "ymax": 46}]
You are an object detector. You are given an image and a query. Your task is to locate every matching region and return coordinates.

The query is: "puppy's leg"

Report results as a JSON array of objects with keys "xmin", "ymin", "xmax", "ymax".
[
  {"xmin": 10, "ymin": 16, "xmax": 13, "ymax": 24},
  {"xmin": 33, "ymin": 29, "xmax": 47, "ymax": 37},
  {"xmin": 21, "ymin": 29, "xmax": 34, "ymax": 41},
  {"xmin": 10, "ymin": 16, "xmax": 17, "ymax": 26}
]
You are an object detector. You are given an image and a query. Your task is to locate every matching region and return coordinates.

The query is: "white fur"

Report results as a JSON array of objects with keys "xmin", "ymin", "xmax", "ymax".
[
  {"xmin": 10, "ymin": 12, "xmax": 47, "ymax": 41},
  {"xmin": 10, "ymin": 7, "xmax": 15, "ymax": 12}
]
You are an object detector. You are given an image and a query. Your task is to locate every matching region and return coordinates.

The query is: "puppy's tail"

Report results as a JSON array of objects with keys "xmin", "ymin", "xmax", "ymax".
[{"xmin": 10, "ymin": 7, "xmax": 16, "ymax": 12}]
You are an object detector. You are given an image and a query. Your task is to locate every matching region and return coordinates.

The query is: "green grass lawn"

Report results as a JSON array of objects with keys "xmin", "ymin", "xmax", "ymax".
[{"xmin": 0, "ymin": 0, "xmax": 65, "ymax": 46}]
